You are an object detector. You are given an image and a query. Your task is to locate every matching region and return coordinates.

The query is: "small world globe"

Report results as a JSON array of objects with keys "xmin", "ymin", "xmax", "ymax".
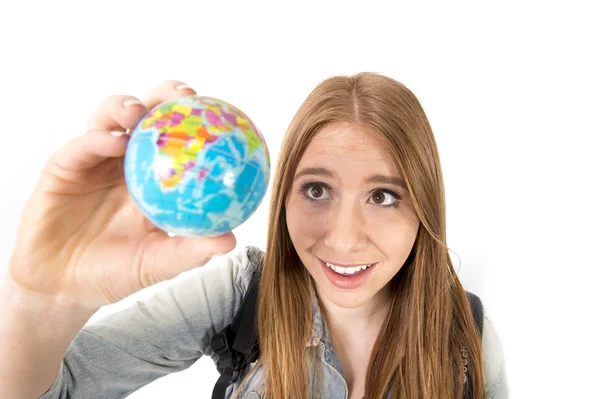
[{"xmin": 124, "ymin": 95, "xmax": 270, "ymax": 237}]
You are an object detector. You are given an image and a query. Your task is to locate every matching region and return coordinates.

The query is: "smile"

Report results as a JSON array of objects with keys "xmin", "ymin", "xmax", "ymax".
[
  {"xmin": 318, "ymin": 258, "xmax": 377, "ymax": 289},
  {"xmin": 324, "ymin": 262, "xmax": 373, "ymax": 276}
]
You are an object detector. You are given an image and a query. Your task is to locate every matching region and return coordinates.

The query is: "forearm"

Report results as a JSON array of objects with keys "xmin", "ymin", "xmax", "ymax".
[{"xmin": 0, "ymin": 275, "xmax": 98, "ymax": 399}]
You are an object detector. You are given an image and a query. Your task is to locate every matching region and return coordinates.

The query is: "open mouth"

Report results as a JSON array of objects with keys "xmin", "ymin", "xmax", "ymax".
[{"xmin": 318, "ymin": 258, "xmax": 378, "ymax": 289}]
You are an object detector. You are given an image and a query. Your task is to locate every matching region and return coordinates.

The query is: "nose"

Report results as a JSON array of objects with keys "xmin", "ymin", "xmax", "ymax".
[{"xmin": 323, "ymin": 200, "xmax": 368, "ymax": 255}]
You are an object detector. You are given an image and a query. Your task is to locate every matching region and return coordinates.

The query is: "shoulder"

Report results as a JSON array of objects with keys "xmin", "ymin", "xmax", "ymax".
[
  {"xmin": 148, "ymin": 245, "xmax": 264, "ymax": 309},
  {"xmin": 223, "ymin": 245, "xmax": 264, "ymax": 294},
  {"xmin": 481, "ymin": 312, "xmax": 509, "ymax": 398}
]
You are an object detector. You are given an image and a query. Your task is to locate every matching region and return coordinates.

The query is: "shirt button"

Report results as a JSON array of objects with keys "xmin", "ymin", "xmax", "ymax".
[{"xmin": 247, "ymin": 392, "xmax": 261, "ymax": 398}]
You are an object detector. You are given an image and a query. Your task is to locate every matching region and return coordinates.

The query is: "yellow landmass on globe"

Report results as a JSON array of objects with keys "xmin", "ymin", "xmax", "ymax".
[{"xmin": 141, "ymin": 100, "xmax": 265, "ymax": 190}]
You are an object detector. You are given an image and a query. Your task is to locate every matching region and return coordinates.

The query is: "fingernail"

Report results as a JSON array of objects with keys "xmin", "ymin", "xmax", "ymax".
[
  {"xmin": 110, "ymin": 130, "xmax": 126, "ymax": 137},
  {"xmin": 123, "ymin": 98, "xmax": 144, "ymax": 108},
  {"xmin": 175, "ymin": 84, "xmax": 192, "ymax": 91}
]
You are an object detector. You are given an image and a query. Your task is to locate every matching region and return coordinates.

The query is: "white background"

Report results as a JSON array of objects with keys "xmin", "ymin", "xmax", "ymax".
[{"xmin": 1, "ymin": 1, "xmax": 598, "ymax": 397}]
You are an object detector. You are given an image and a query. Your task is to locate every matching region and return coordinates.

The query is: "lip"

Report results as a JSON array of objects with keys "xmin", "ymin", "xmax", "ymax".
[{"xmin": 318, "ymin": 258, "xmax": 377, "ymax": 290}]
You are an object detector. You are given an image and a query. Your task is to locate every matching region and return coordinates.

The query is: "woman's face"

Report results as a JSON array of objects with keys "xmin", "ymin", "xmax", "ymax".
[{"xmin": 285, "ymin": 124, "xmax": 420, "ymax": 310}]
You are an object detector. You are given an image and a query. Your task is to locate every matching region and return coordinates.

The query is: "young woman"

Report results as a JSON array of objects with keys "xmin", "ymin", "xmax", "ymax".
[{"xmin": 0, "ymin": 73, "xmax": 507, "ymax": 398}]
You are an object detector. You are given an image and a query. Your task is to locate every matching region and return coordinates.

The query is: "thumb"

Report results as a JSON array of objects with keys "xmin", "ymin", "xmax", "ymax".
[{"xmin": 144, "ymin": 232, "xmax": 237, "ymax": 282}]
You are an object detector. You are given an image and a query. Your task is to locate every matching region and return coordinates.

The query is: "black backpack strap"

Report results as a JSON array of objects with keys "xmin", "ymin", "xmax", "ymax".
[
  {"xmin": 466, "ymin": 291, "xmax": 484, "ymax": 337},
  {"xmin": 463, "ymin": 291, "xmax": 484, "ymax": 399},
  {"xmin": 211, "ymin": 271, "xmax": 261, "ymax": 399}
]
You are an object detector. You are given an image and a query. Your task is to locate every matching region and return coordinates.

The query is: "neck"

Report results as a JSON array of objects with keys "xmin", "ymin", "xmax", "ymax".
[{"xmin": 318, "ymin": 284, "xmax": 392, "ymax": 346}]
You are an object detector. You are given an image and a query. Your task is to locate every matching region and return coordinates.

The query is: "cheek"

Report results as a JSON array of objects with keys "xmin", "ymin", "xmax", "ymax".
[
  {"xmin": 366, "ymin": 211, "xmax": 419, "ymax": 258},
  {"xmin": 381, "ymin": 223, "xmax": 419, "ymax": 267},
  {"xmin": 285, "ymin": 198, "xmax": 326, "ymax": 241}
]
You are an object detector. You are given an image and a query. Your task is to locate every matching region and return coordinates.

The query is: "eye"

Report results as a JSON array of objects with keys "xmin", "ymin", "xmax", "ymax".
[
  {"xmin": 369, "ymin": 190, "xmax": 401, "ymax": 208},
  {"xmin": 302, "ymin": 182, "xmax": 331, "ymax": 201},
  {"xmin": 298, "ymin": 182, "xmax": 402, "ymax": 208}
]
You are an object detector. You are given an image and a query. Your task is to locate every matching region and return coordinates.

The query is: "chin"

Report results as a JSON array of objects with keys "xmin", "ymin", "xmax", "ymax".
[{"xmin": 313, "ymin": 277, "xmax": 375, "ymax": 309}]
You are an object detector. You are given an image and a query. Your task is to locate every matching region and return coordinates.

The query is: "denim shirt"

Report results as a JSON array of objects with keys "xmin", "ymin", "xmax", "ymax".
[{"xmin": 40, "ymin": 246, "xmax": 508, "ymax": 399}]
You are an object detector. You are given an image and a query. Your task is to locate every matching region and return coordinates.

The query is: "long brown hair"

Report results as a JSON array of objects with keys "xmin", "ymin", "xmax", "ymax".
[{"xmin": 236, "ymin": 72, "xmax": 484, "ymax": 398}]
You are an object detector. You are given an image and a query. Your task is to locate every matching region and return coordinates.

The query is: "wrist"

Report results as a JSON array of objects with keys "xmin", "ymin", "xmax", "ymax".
[
  {"xmin": 0, "ymin": 273, "xmax": 97, "ymax": 399},
  {"xmin": 1, "ymin": 272, "xmax": 99, "ymax": 321}
]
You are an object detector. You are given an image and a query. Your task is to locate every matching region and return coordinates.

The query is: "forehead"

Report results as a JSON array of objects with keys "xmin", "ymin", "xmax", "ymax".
[{"xmin": 300, "ymin": 124, "xmax": 396, "ymax": 168}]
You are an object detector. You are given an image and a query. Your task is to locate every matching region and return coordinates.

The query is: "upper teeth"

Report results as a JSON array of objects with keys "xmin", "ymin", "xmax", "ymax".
[{"xmin": 325, "ymin": 262, "xmax": 372, "ymax": 275}]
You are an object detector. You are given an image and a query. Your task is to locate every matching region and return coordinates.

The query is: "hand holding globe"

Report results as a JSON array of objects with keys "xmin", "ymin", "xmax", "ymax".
[{"xmin": 6, "ymin": 82, "xmax": 257, "ymax": 310}]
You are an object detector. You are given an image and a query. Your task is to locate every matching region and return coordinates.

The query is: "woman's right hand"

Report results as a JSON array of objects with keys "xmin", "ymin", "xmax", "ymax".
[{"xmin": 7, "ymin": 81, "xmax": 237, "ymax": 309}]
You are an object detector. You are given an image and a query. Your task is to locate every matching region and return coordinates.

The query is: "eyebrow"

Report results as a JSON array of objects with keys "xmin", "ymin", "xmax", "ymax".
[{"xmin": 293, "ymin": 167, "xmax": 408, "ymax": 190}]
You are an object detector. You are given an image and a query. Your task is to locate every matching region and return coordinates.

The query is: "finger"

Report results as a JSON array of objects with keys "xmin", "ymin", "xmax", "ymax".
[
  {"xmin": 141, "ymin": 80, "xmax": 197, "ymax": 110},
  {"xmin": 145, "ymin": 232, "xmax": 238, "ymax": 282},
  {"xmin": 53, "ymin": 82, "xmax": 197, "ymax": 173},
  {"xmin": 85, "ymin": 95, "xmax": 148, "ymax": 132},
  {"xmin": 86, "ymin": 81, "xmax": 196, "ymax": 134},
  {"xmin": 48, "ymin": 129, "xmax": 130, "ymax": 172},
  {"xmin": 85, "ymin": 80, "xmax": 197, "ymax": 133}
]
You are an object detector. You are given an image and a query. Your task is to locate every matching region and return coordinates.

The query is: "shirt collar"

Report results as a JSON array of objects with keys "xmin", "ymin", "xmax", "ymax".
[{"xmin": 305, "ymin": 280, "xmax": 332, "ymax": 347}]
